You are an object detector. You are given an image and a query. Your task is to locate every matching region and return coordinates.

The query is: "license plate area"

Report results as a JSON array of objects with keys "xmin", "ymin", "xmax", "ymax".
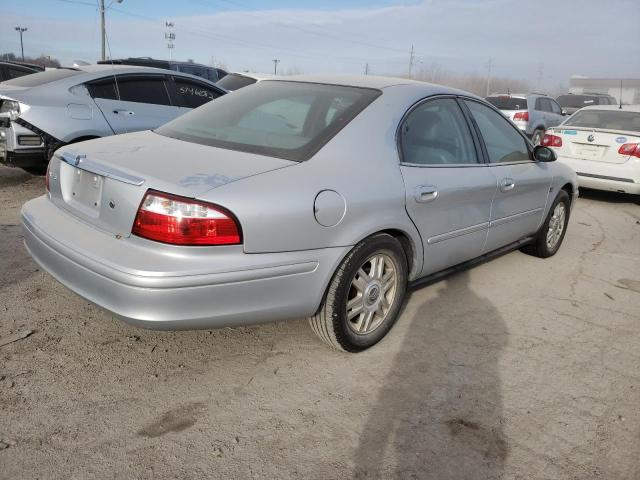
[
  {"xmin": 59, "ymin": 162, "xmax": 104, "ymax": 218},
  {"xmin": 576, "ymin": 144, "xmax": 602, "ymax": 160}
]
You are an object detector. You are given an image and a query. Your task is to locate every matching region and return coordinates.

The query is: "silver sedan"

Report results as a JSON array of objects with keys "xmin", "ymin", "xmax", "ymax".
[{"xmin": 21, "ymin": 75, "xmax": 578, "ymax": 352}]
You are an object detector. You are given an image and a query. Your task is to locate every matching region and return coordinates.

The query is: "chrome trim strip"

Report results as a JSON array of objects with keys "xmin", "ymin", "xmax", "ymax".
[
  {"xmin": 577, "ymin": 172, "xmax": 635, "ymax": 183},
  {"xmin": 56, "ymin": 152, "xmax": 145, "ymax": 186},
  {"xmin": 489, "ymin": 208, "xmax": 543, "ymax": 228},
  {"xmin": 427, "ymin": 222, "xmax": 489, "ymax": 245}
]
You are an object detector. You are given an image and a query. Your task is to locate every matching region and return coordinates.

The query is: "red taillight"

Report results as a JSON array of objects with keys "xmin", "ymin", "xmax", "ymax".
[
  {"xmin": 618, "ymin": 143, "xmax": 640, "ymax": 158},
  {"xmin": 513, "ymin": 111, "xmax": 529, "ymax": 121},
  {"xmin": 542, "ymin": 133, "xmax": 563, "ymax": 147},
  {"xmin": 132, "ymin": 190, "xmax": 241, "ymax": 246}
]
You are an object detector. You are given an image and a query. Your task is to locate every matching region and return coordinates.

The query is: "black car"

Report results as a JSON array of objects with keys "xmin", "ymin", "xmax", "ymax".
[
  {"xmin": 556, "ymin": 93, "xmax": 618, "ymax": 115},
  {"xmin": 0, "ymin": 61, "xmax": 44, "ymax": 82},
  {"xmin": 97, "ymin": 57, "xmax": 227, "ymax": 83}
]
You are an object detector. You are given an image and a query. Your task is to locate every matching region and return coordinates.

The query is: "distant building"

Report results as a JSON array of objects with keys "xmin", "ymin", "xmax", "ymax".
[{"xmin": 569, "ymin": 77, "xmax": 640, "ymax": 105}]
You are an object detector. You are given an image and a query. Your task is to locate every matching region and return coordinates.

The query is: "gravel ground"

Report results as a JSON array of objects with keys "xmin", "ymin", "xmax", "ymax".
[{"xmin": 1, "ymin": 164, "xmax": 639, "ymax": 479}]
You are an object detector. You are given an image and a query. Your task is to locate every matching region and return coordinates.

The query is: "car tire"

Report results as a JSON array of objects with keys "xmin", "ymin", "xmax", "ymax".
[
  {"xmin": 521, "ymin": 190, "xmax": 571, "ymax": 258},
  {"xmin": 531, "ymin": 129, "xmax": 544, "ymax": 146},
  {"xmin": 309, "ymin": 233, "xmax": 408, "ymax": 352}
]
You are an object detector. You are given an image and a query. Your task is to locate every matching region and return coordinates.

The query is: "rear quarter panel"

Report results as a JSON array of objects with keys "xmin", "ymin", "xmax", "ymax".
[{"xmin": 197, "ymin": 85, "xmax": 428, "ymax": 279}]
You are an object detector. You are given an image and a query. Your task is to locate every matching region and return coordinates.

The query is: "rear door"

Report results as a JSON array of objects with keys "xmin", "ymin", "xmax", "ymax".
[
  {"xmin": 88, "ymin": 74, "xmax": 181, "ymax": 134},
  {"xmin": 399, "ymin": 96, "xmax": 497, "ymax": 276},
  {"xmin": 464, "ymin": 99, "xmax": 552, "ymax": 252}
]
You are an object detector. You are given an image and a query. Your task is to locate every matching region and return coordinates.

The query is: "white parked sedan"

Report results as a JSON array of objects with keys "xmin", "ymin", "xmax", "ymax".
[{"xmin": 543, "ymin": 105, "xmax": 640, "ymax": 195}]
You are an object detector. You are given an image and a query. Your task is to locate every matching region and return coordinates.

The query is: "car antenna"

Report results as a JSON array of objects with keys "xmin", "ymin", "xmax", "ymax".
[{"xmin": 619, "ymin": 80, "xmax": 623, "ymax": 109}]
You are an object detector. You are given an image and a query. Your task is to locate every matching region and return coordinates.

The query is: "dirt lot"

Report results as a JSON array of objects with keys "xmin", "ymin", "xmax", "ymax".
[{"xmin": 1, "ymin": 164, "xmax": 639, "ymax": 479}]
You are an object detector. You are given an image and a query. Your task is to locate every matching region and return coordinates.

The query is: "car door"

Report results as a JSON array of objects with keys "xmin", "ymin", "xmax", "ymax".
[
  {"xmin": 399, "ymin": 96, "xmax": 497, "ymax": 276},
  {"xmin": 166, "ymin": 75, "xmax": 224, "ymax": 113},
  {"xmin": 463, "ymin": 99, "xmax": 552, "ymax": 252},
  {"xmin": 88, "ymin": 74, "xmax": 180, "ymax": 134}
]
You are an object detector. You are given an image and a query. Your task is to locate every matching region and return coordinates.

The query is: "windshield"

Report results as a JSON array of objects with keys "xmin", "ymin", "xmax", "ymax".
[
  {"xmin": 563, "ymin": 109, "xmax": 640, "ymax": 132},
  {"xmin": 156, "ymin": 81, "xmax": 381, "ymax": 161},
  {"xmin": 485, "ymin": 96, "xmax": 527, "ymax": 110},
  {"xmin": 216, "ymin": 73, "xmax": 258, "ymax": 91},
  {"xmin": 2, "ymin": 68, "xmax": 82, "ymax": 87}
]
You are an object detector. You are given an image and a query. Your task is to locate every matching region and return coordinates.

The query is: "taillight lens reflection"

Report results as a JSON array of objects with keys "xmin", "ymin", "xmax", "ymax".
[
  {"xmin": 542, "ymin": 134, "xmax": 563, "ymax": 147},
  {"xmin": 132, "ymin": 190, "xmax": 241, "ymax": 246},
  {"xmin": 618, "ymin": 143, "xmax": 640, "ymax": 158}
]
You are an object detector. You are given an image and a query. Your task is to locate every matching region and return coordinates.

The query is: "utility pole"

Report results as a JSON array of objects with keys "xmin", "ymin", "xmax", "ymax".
[
  {"xmin": 15, "ymin": 27, "xmax": 27, "ymax": 61},
  {"xmin": 364, "ymin": 63, "xmax": 369, "ymax": 75},
  {"xmin": 100, "ymin": 0, "xmax": 123, "ymax": 61},
  {"xmin": 485, "ymin": 58, "xmax": 492, "ymax": 96},
  {"xmin": 100, "ymin": 0, "xmax": 106, "ymax": 61},
  {"xmin": 272, "ymin": 59, "xmax": 280, "ymax": 75},
  {"xmin": 408, "ymin": 44, "xmax": 415, "ymax": 77},
  {"xmin": 165, "ymin": 22, "xmax": 175, "ymax": 61}
]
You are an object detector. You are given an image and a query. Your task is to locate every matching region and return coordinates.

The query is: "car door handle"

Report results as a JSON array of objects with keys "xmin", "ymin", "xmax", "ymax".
[
  {"xmin": 500, "ymin": 178, "xmax": 515, "ymax": 192},
  {"xmin": 415, "ymin": 185, "xmax": 438, "ymax": 203},
  {"xmin": 113, "ymin": 109, "xmax": 135, "ymax": 116}
]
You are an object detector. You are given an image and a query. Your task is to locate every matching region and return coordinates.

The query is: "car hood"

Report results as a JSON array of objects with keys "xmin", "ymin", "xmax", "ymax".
[{"xmin": 57, "ymin": 130, "xmax": 297, "ymax": 198}]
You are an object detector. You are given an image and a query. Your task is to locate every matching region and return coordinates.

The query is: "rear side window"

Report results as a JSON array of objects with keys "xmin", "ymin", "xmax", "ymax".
[
  {"xmin": 87, "ymin": 79, "xmax": 118, "ymax": 100},
  {"xmin": 2, "ymin": 68, "xmax": 81, "ymax": 87},
  {"xmin": 400, "ymin": 98, "xmax": 477, "ymax": 165},
  {"xmin": 466, "ymin": 100, "xmax": 530, "ymax": 163},
  {"xmin": 535, "ymin": 97, "xmax": 553, "ymax": 112},
  {"xmin": 485, "ymin": 96, "xmax": 527, "ymax": 110},
  {"xmin": 169, "ymin": 78, "xmax": 222, "ymax": 108},
  {"xmin": 563, "ymin": 110, "xmax": 640, "ymax": 132},
  {"xmin": 156, "ymin": 81, "xmax": 381, "ymax": 162},
  {"xmin": 117, "ymin": 77, "xmax": 170, "ymax": 105},
  {"xmin": 216, "ymin": 73, "xmax": 257, "ymax": 91}
]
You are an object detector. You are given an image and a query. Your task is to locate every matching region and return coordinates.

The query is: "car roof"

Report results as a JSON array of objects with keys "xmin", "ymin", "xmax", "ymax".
[
  {"xmin": 578, "ymin": 104, "xmax": 640, "ymax": 112},
  {"xmin": 278, "ymin": 74, "xmax": 427, "ymax": 89},
  {"xmin": 0, "ymin": 60, "xmax": 43, "ymax": 70}
]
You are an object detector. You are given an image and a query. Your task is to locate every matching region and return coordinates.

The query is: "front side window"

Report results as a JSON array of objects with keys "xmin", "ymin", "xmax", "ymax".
[
  {"xmin": 399, "ymin": 98, "xmax": 477, "ymax": 165},
  {"xmin": 156, "ymin": 81, "xmax": 380, "ymax": 161},
  {"xmin": 170, "ymin": 78, "xmax": 222, "ymax": 108},
  {"xmin": 550, "ymin": 99, "xmax": 562, "ymax": 114},
  {"xmin": 465, "ymin": 100, "xmax": 530, "ymax": 163}
]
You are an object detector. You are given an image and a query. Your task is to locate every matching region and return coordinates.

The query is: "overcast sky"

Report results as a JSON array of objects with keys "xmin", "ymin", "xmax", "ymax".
[{"xmin": 1, "ymin": 0, "xmax": 639, "ymax": 87}]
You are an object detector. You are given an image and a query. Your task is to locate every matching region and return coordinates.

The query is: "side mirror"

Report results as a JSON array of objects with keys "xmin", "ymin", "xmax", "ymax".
[
  {"xmin": 561, "ymin": 109, "xmax": 569, "ymax": 116},
  {"xmin": 533, "ymin": 145, "xmax": 557, "ymax": 162}
]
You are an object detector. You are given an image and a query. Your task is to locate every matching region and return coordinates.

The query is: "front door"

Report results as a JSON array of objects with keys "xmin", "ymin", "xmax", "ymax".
[
  {"xmin": 463, "ymin": 99, "xmax": 552, "ymax": 252},
  {"xmin": 399, "ymin": 97, "xmax": 497, "ymax": 276}
]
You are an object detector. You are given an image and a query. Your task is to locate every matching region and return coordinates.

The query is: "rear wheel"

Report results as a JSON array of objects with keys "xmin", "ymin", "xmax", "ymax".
[
  {"xmin": 309, "ymin": 233, "xmax": 408, "ymax": 352},
  {"xmin": 531, "ymin": 129, "xmax": 544, "ymax": 146},
  {"xmin": 521, "ymin": 190, "xmax": 570, "ymax": 258}
]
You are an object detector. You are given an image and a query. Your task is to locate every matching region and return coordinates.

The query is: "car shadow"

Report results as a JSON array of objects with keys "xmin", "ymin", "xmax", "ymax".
[
  {"xmin": 578, "ymin": 187, "xmax": 639, "ymax": 204},
  {"xmin": 353, "ymin": 270, "xmax": 508, "ymax": 479}
]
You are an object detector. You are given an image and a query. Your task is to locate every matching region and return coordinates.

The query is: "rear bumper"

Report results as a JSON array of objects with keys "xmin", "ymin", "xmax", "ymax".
[
  {"xmin": 557, "ymin": 155, "xmax": 640, "ymax": 195},
  {"xmin": 21, "ymin": 195, "xmax": 348, "ymax": 329}
]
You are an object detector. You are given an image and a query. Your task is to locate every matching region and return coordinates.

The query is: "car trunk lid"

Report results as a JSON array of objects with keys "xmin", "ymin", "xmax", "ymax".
[
  {"xmin": 549, "ymin": 127, "xmax": 640, "ymax": 164},
  {"xmin": 48, "ymin": 130, "xmax": 295, "ymax": 237}
]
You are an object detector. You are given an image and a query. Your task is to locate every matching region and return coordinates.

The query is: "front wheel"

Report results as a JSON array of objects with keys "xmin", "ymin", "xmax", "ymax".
[
  {"xmin": 521, "ymin": 190, "xmax": 570, "ymax": 258},
  {"xmin": 309, "ymin": 233, "xmax": 408, "ymax": 352}
]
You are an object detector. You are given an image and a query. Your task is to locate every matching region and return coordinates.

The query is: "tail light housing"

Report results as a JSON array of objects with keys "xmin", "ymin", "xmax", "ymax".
[
  {"xmin": 513, "ymin": 111, "xmax": 529, "ymax": 121},
  {"xmin": 542, "ymin": 134, "xmax": 562, "ymax": 147},
  {"xmin": 618, "ymin": 143, "xmax": 640, "ymax": 158},
  {"xmin": 132, "ymin": 190, "xmax": 241, "ymax": 246}
]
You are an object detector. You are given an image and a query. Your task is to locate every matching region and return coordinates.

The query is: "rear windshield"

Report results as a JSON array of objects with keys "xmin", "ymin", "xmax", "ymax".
[
  {"xmin": 216, "ymin": 73, "xmax": 258, "ymax": 91},
  {"xmin": 563, "ymin": 110, "xmax": 640, "ymax": 132},
  {"xmin": 2, "ymin": 68, "xmax": 82, "ymax": 87},
  {"xmin": 156, "ymin": 81, "xmax": 381, "ymax": 162},
  {"xmin": 485, "ymin": 96, "xmax": 527, "ymax": 110},
  {"xmin": 556, "ymin": 95, "xmax": 602, "ymax": 108}
]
